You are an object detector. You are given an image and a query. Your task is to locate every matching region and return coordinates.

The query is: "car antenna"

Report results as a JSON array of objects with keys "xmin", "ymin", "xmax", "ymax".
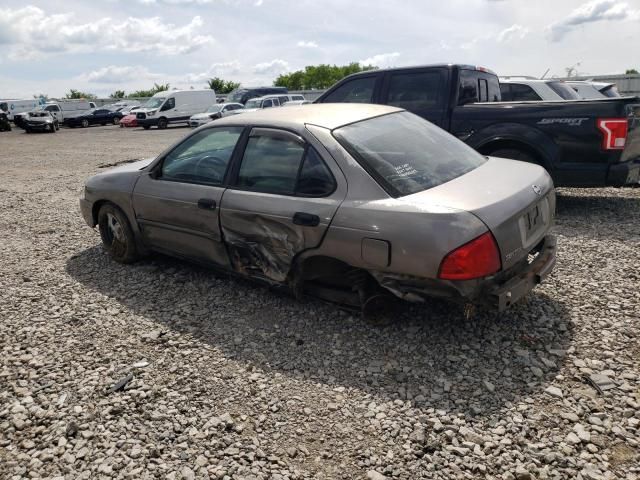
[{"xmin": 540, "ymin": 68, "xmax": 550, "ymax": 80}]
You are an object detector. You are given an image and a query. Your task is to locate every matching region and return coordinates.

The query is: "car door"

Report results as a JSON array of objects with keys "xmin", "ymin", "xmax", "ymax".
[
  {"xmin": 380, "ymin": 67, "xmax": 448, "ymax": 127},
  {"xmin": 131, "ymin": 126, "xmax": 245, "ymax": 267},
  {"xmin": 220, "ymin": 127, "xmax": 346, "ymax": 282}
]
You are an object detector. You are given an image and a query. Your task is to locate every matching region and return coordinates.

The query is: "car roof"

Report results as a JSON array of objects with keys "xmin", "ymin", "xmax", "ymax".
[{"xmin": 214, "ymin": 103, "xmax": 402, "ymax": 131}]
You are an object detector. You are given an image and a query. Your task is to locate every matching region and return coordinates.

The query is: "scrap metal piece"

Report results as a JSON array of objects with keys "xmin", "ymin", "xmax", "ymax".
[{"xmin": 107, "ymin": 373, "xmax": 134, "ymax": 394}]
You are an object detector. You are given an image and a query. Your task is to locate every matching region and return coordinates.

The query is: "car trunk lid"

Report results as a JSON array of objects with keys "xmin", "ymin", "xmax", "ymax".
[{"xmin": 405, "ymin": 157, "xmax": 555, "ymax": 270}]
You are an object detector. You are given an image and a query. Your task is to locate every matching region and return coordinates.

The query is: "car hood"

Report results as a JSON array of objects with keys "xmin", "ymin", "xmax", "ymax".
[{"xmin": 404, "ymin": 157, "xmax": 555, "ymax": 269}]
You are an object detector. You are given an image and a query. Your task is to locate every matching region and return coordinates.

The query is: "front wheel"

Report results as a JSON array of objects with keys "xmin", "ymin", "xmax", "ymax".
[
  {"xmin": 113, "ymin": 117, "xmax": 120, "ymax": 125},
  {"xmin": 97, "ymin": 204, "xmax": 139, "ymax": 264},
  {"xmin": 157, "ymin": 118, "xmax": 168, "ymax": 129},
  {"xmin": 81, "ymin": 119, "xmax": 89, "ymax": 128}
]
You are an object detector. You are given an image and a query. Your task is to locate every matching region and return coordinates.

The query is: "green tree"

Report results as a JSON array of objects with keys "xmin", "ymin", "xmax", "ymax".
[
  {"xmin": 110, "ymin": 90, "xmax": 126, "ymax": 99},
  {"xmin": 65, "ymin": 89, "xmax": 97, "ymax": 100},
  {"xmin": 274, "ymin": 63, "xmax": 376, "ymax": 90},
  {"xmin": 207, "ymin": 77, "xmax": 241, "ymax": 94},
  {"xmin": 127, "ymin": 83, "xmax": 170, "ymax": 98},
  {"xmin": 625, "ymin": 68, "xmax": 639, "ymax": 74}
]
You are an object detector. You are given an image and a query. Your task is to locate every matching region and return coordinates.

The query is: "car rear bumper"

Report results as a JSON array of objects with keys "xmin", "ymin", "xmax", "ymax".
[
  {"xmin": 487, "ymin": 235, "xmax": 557, "ymax": 310},
  {"xmin": 607, "ymin": 160, "xmax": 640, "ymax": 186},
  {"xmin": 80, "ymin": 198, "xmax": 95, "ymax": 227}
]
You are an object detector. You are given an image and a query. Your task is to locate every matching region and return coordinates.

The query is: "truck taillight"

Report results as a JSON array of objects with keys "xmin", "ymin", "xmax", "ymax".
[
  {"xmin": 597, "ymin": 118, "xmax": 628, "ymax": 150},
  {"xmin": 438, "ymin": 232, "xmax": 501, "ymax": 281}
]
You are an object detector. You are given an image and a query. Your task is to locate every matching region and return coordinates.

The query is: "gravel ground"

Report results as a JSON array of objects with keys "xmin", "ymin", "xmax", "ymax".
[{"xmin": 0, "ymin": 126, "xmax": 639, "ymax": 480}]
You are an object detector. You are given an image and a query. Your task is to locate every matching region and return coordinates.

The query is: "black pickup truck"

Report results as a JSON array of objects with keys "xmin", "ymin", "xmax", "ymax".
[{"xmin": 315, "ymin": 64, "xmax": 640, "ymax": 187}]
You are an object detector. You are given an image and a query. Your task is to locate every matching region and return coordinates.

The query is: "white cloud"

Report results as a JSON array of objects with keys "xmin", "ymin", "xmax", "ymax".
[
  {"xmin": 0, "ymin": 6, "xmax": 214, "ymax": 59},
  {"xmin": 253, "ymin": 59, "xmax": 290, "ymax": 75},
  {"xmin": 359, "ymin": 52, "xmax": 400, "ymax": 67},
  {"xmin": 186, "ymin": 61, "xmax": 242, "ymax": 82},
  {"xmin": 497, "ymin": 24, "xmax": 529, "ymax": 43},
  {"xmin": 297, "ymin": 40, "xmax": 318, "ymax": 48},
  {"xmin": 548, "ymin": 0, "xmax": 640, "ymax": 41},
  {"xmin": 80, "ymin": 65, "xmax": 162, "ymax": 83}
]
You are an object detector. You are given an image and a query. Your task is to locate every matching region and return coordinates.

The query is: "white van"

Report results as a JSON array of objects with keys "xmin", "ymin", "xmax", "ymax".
[
  {"xmin": 136, "ymin": 90, "xmax": 217, "ymax": 129},
  {"xmin": 0, "ymin": 99, "xmax": 39, "ymax": 121},
  {"xmin": 13, "ymin": 99, "xmax": 96, "ymax": 124}
]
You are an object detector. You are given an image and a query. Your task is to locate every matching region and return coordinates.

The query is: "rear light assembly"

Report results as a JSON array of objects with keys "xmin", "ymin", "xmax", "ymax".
[
  {"xmin": 438, "ymin": 231, "xmax": 502, "ymax": 281},
  {"xmin": 597, "ymin": 118, "xmax": 628, "ymax": 150}
]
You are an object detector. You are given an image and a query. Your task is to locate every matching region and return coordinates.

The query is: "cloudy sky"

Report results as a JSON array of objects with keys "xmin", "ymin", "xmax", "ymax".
[{"xmin": 0, "ymin": 0, "xmax": 638, "ymax": 98}]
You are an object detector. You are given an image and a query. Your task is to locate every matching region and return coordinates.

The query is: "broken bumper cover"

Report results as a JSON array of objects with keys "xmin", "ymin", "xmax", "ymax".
[{"xmin": 488, "ymin": 235, "xmax": 557, "ymax": 311}]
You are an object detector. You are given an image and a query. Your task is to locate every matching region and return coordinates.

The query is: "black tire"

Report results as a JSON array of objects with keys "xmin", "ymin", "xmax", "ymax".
[
  {"xmin": 25, "ymin": 128, "xmax": 31, "ymax": 134},
  {"xmin": 113, "ymin": 117, "xmax": 120, "ymax": 125},
  {"xmin": 143, "ymin": 125, "xmax": 151, "ymax": 130},
  {"xmin": 81, "ymin": 119, "xmax": 89, "ymax": 128},
  {"xmin": 97, "ymin": 204, "xmax": 139, "ymax": 264},
  {"xmin": 49, "ymin": 124, "xmax": 55, "ymax": 133},
  {"xmin": 157, "ymin": 118, "xmax": 168, "ymax": 129},
  {"xmin": 488, "ymin": 148, "xmax": 536, "ymax": 164}
]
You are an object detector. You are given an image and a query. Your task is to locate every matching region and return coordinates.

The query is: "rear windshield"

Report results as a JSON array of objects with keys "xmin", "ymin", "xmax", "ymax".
[
  {"xmin": 547, "ymin": 81, "xmax": 580, "ymax": 100},
  {"xmin": 333, "ymin": 112, "xmax": 487, "ymax": 197},
  {"xmin": 601, "ymin": 85, "xmax": 621, "ymax": 98}
]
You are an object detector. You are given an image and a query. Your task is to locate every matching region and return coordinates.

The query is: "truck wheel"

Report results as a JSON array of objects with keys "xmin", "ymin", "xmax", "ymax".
[
  {"xmin": 157, "ymin": 118, "xmax": 168, "ymax": 129},
  {"xmin": 143, "ymin": 125, "xmax": 151, "ymax": 130},
  {"xmin": 487, "ymin": 148, "xmax": 536, "ymax": 164},
  {"xmin": 97, "ymin": 204, "xmax": 139, "ymax": 264},
  {"xmin": 81, "ymin": 119, "xmax": 89, "ymax": 128}
]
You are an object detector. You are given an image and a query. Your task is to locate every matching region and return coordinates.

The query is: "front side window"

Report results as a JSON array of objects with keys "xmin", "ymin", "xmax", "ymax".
[
  {"xmin": 386, "ymin": 71, "xmax": 444, "ymax": 110},
  {"xmin": 161, "ymin": 127, "xmax": 243, "ymax": 185},
  {"xmin": 334, "ymin": 111, "xmax": 486, "ymax": 197},
  {"xmin": 236, "ymin": 130, "xmax": 305, "ymax": 195},
  {"xmin": 161, "ymin": 98, "xmax": 175, "ymax": 111},
  {"xmin": 323, "ymin": 76, "xmax": 376, "ymax": 103},
  {"xmin": 509, "ymin": 84, "xmax": 542, "ymax": 101}
]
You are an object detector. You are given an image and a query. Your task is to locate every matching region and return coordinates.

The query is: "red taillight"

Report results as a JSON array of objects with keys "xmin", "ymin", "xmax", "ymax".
[
  {"xmin": 438, "ymin": 232, "xmax": 502, "ymax": 281},
  {"xmin": 597, "ymin": 118, "xmax": 628, "ymax": 150}
]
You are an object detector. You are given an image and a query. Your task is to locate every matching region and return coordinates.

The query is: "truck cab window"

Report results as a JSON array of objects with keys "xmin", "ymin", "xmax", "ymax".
[{"xmin": 458, "ymin": 71, "xmax": 479, "ymax": 105}]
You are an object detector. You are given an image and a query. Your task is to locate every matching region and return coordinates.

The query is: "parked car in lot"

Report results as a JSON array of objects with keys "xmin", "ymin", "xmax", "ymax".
[
  {"xmin": 242, "ymin": 96, "xmax": 283, "ymax": 112},
  {"xmin": 80, "ymin": 104, "xmax": 557, "ymax": 313},
  {"xmin": 17, "ymin": 111, "xmax": 59, "ymax": 133},
  {"xmin": 0, "ymin": 109, "xmax": 11, "ymax": 131},
  {"xmin": 118, "ymin": 107, "xmax": 142, "ymax": 128},
  {"xmin": 65, "ymin": 108, "xmax": 123, "ymax": 128},
  {"xmin": 14, "ymin": 99, "xmax": 97, "ymax": 125},
  {"xmin": 499, "ymin": 77, "xmax": 581, "ymax": 101},
  {"xmin": 316, "ymin": 64, "xmax": 640, "ymax": 187},
  {"xmin": 0, "ymin": 99, "xmax": 39, "ymax": 121},
  {"xmin": 566, "ymin": 81, "xmax": 621, "ymax": 99},
  {"xmin": 136, "ymin": 90, "xmax": 217, "ymax": 130},
  {"xmin": 189, "ymin": 103, "xmax": 244, "ymax": 127},
  {"xmin": 283, "ymin": 100, "xmax": 311, "ymax": 107},
  {"xmin": 226, "ymin": 86, "xmax": 288, "ymax": 105}
]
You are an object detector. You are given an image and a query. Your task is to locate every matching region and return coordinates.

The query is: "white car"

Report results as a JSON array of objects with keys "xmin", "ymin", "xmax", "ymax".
[
  {"xmin": 499, "ymin": 78, "xmax": 580, "ymax": 101},
  {"xmin": 242, "ymin": 95, "xmax": 284, "ymax": 113},
  {"xmin": 136, "ymin": 89, "xmax": 217, "ymax": 130},
  {"xmin": 189, "ymin": 103, "xmax": 244, "ymax": 128},
  {"xmin": 566, "ymin": 81, "xmax": 621, "ymax": 99},
  {"xmin": 282, "ymin": 100, "xmax": 311, "ymax": 107}
]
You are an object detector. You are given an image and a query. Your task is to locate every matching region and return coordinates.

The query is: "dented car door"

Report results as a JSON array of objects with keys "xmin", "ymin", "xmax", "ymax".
[{"xmin": 220, "ymin": 127, "xmax": 345, "ymax": 282}]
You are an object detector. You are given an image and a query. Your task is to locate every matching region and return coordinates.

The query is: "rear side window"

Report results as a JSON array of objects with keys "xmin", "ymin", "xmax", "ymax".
[
  {"xmin": 509, "ymin": 84, "xmax": 542, "ymax": 101},
  {"xmin": 547, "ymin": 81, "xmax": 580, "ymax": 100},
  {"xmin": 458, "ymin": 71, "xmax": 479, "ymax": 105},
  {"xmin": 500, "ymin": 84, "xmax": 512, "ymax": 101},
  {"xmin": 386, "ymin": 71, "xmax": 444, "ymax": 110},
  {"xmin": 296, "ymin": 148, "xmax": 336, "ymax": 196},
  {"xmin": 333, "ymin": 111, "xmax": 486, "ymax": 197},
  {"xmin": 237, "ymin": 131, "xmax": 305, "ymax": 194},
  {"xmin": 458, "ymin": 70, "xmax": 501, "ymax": 105},
  {"xmin": 323, "ymin": 76, "xmax": 376, "ymax": 103}
]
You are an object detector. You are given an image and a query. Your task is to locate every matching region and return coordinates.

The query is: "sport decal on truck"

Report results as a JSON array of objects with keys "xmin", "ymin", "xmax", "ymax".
[{"xmin": 537, "ymin": 118, "xmax": 590, "ymax": 126}]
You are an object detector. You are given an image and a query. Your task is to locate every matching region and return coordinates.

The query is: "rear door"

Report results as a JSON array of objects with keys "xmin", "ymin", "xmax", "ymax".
[
  {"xmin": 131, "ymin": 126, "xmax": 245, "ymax": 266},
  {"xmin": 220, "ymin": 127, "xmax": 346, "ymax": 282},
  {"xmin": 380, "ymin": 67, "xmax": 449, "ymax": 127}
]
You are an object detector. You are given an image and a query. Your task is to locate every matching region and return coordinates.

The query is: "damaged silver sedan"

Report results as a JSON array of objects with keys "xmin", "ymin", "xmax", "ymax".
[{"xmin": 80, "ymin": 104, "xmax": 557, "ymax": 313}]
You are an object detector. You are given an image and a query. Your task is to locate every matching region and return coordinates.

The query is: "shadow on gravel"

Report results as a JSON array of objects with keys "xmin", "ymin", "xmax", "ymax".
[{"xmin": 66, "ymin": 246, "xmax": 573, "ymax": 418}]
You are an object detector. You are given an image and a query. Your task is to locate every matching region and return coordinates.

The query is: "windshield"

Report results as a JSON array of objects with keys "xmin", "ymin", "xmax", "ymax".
[
  {"xmin": 547, "ymin": 81, "xmax": 580, "ymax": 100},
  {"xmin": 226, "ymin": 90, "xmax": 246, "ymax": 102},
  {"xmin": 334, "ymin": 112, "xmax": 487, "ymax": 197},
  {"xmin": 245, "ymin": 99, "xmax": 261, "ymax": 109},
  {"xmin": 144, "ymin": 97, "xmax": 166, "ymax": 109},
  {"xmin": 206, "ymin": 105, "xmax": 222, "ymax": 113}
]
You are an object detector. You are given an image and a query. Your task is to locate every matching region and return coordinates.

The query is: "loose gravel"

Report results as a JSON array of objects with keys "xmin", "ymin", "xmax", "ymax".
[{"xmin": 1, "ymin": 126, "xmax": 639, "ymax": 479}]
